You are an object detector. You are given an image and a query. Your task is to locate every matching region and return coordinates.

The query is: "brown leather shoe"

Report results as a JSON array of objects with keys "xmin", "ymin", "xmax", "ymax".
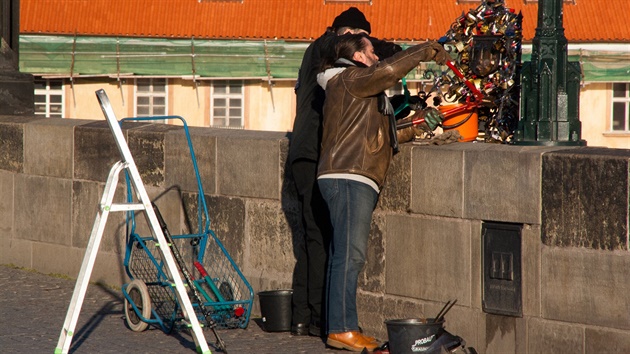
[
  {"xmin": 327, "ymin": 331, "xmax": 379, "ymax": 352},
  {"xmin": 363, "ymin": 334, "xmax": 377, "ymax": 343},
  {"xmin": 358, "ymin": 326, "xmax": 376, "ymax": 343}
]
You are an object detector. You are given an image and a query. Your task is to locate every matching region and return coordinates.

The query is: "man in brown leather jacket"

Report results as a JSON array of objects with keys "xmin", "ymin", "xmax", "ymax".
[
  {"xmin": 316, "ymin": 34, "xmax": 449, "ymax": 352},
  {"xmin": 288, "ymin": 7, "xmax": 404, "ymax": 339}
]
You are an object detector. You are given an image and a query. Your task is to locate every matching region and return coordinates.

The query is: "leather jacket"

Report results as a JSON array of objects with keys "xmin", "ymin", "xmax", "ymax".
[{"xmin": 317, "ymin": 41, "xmax": 443, "ymax": 188}]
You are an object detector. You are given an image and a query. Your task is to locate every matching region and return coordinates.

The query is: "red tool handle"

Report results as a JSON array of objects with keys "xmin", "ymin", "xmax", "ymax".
[
  {"xmin": 396, "ymin": 116, "xmax": 426, "ymax": 130},
  {"xmin": 193, "ymin": 261, "xmax": 209, "ymax": 277},
  {"xmin": 445, "ymin": 61, "xmax": 484, "ymax": 101}
]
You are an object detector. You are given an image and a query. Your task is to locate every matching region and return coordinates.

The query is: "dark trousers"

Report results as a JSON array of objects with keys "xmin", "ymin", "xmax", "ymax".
[{"xmin": 290, "ymin": 159, "xmax": 332, "ymax": 328}]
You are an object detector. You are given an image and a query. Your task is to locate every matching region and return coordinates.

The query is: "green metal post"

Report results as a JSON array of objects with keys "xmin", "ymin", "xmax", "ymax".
[{"xmin": 514, "ymin": 0, "xmax": 586, "ymax": 146}]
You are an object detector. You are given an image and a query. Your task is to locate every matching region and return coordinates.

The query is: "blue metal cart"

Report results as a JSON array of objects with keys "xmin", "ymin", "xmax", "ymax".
[{"xmin": 119, "ymin": 116, "xmax": 254, "ymax": 336}]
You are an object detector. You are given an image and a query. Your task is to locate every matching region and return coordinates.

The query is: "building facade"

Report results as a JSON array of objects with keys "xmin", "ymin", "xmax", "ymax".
[{"xmin": 19, "ymin": 0, "xmax": 630, "ymax": 148}]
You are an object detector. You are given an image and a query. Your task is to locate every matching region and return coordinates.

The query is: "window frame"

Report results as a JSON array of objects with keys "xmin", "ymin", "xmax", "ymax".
[
  {"xmin": 209, "ymin": 80, "xmax": 245, "ymax": 129},
  {"xmin": 611, "ymin": 82, "xmax": 630, "ymax": 133},
  {"xmin": 34, "ymin": 78, "xmax": 65, "ymax": 118},
  {"xmin": 134, "ymin": 78, "xmax": 168, "ymax": 120}
]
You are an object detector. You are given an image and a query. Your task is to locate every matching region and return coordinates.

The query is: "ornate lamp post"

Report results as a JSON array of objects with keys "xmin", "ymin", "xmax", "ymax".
[{"xmin": 514, "ymin": 0, "xmax": 586, "ymax": 146}]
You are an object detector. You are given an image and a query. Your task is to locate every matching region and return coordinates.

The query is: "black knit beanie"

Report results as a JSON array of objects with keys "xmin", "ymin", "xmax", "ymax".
[{"xmin": 331, "ymin": 7, "xmax": 371, "ymax": 34}]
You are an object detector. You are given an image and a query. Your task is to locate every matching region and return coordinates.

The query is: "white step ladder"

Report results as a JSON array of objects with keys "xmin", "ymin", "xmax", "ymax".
[{"xmin": 55, "ymin": 89, "xmax": 211, "ymax": 354}]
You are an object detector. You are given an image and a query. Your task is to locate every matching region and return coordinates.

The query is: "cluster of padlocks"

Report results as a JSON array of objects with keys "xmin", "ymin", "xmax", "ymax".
[{"xmin": 434, "ymin": 0, "xmax": 523, "ymax": 142}]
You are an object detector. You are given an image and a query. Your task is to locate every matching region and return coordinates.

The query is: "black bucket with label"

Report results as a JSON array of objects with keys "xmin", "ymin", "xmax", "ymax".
[
  {"xmin": 257, "ymin": 289, "xmax": 293, "ymax": 332},
  {"xmin": 385, "ymin": 318, "xmax": 445, "ymax": 353}
]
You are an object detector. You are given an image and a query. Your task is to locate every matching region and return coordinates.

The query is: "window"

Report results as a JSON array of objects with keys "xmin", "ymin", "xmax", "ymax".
[
  {"xmin": 210, "ymin": 80, "xmax": 244, "ymax": 129},
  {"xmin": 34, "ymin": 79, "xmax": 64, "ymax": 118},
  {"xmin": 611, "ymin": 83, "xmax": 630, "ymax": 132},
  {"xmin": 135, "ymin": 78, "xmax": 167, "ymax": 117}
]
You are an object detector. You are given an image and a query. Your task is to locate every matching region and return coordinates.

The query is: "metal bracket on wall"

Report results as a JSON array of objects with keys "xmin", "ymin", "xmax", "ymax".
[{"xmin": 482, "ymin": 221, "xmax": 523, "ymax": 317}]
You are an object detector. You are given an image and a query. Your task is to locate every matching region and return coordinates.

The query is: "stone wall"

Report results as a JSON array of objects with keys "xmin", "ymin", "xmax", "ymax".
[{"xmin": 1, "ymin": 115, "xmax": 629, "ymax": 353}]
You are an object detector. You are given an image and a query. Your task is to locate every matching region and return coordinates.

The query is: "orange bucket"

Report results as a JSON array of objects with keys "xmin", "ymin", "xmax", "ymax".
[{"xmin": 438, "ymin": 104, "xmax": 479, "ymax": 142}]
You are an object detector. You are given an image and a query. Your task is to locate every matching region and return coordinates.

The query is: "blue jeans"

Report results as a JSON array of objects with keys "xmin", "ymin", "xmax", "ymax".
[{"xmin": 318, "ymin": 178, "xmax": 378, "ymax": 334}]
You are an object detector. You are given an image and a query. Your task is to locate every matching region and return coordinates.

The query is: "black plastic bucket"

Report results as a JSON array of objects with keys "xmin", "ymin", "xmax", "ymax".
[
  {"xmin": 385, "ymin": 318, "xmax": 445, "ymax": 354},
  {"xmin": 257, "ymin": 289, "xmax": 293, "ymax": 332}
]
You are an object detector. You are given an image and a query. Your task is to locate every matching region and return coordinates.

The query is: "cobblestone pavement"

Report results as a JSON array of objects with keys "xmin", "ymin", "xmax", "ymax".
[{"xmin": 0, "ymin": 265, "xmax": 342, "ymax": 354}]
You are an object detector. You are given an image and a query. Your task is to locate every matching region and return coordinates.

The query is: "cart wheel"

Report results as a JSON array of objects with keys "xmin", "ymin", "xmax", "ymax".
[{"xmin": 124, "ymin": 279, "xmax": 152, "ymax": 332}]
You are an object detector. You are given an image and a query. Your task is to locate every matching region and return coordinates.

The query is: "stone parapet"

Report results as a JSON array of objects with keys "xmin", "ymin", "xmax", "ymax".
[{"xmin": 1, "ymin": 116, "xmax": 629, "ymax": 353}]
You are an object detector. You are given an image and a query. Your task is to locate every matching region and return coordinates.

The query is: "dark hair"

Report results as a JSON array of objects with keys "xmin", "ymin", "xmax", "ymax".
[
  {"xmin": 331, "ymin": 7, "xmax": 371, "ymax": 34},
  {"xmin": 335, "ymin": 33, "xmax": 369, "ymax": 62},
  {"xmin": 319, "ymin": 33, "xmax": 369, "ymax": 72}
]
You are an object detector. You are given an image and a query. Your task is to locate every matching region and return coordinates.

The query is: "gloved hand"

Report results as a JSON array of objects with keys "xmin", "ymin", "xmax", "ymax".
[
  {"xmin": 422, "ymin": 107, "xmax": 445, "ymax": 130},
  {"xmin": 396, "ymin": 115, "xmax": 426, "ymax": 143},
  {"xmin": 428, "ymin": 41, "xmax": 450, "ymax": 66},
  {"xmin": 391, "ymin": 94, "xmax": 428, "ymax": 119}
]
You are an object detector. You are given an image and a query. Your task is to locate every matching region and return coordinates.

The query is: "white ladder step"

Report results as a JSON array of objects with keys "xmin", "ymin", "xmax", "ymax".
[{"xmin": 105, "ymin": 203, "xmax": 145, "ymax": 212}]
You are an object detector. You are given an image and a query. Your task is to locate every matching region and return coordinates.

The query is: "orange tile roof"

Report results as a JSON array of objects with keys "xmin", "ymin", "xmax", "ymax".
[{"xmin": 20, "ymin": 0, "xmax": 630, "ymax": 43}]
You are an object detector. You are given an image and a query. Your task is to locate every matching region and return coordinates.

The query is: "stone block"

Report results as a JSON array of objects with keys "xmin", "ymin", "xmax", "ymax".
[
  {"xmin": 585, "ymin": 327, "xmax": 630, "ymax": 353},
  {"xmin": 246, "ymin": 199, "xmax": 294, "ymax": 277},
  {"xmin": 127, "ymin": 124, "xmax": 176, "ymax": 188},
  {"xmin": 279, "ymin": 138, "xmax": 302, "ymax": 247},
  {"xmin": 381, "ymin": 296, "xmax": 426, "ymax": 324},
  {"xmin": 379, "ymin": 144, "xmax": 412, "ymax": 212},
  {"xmin": 484, "ymin": 314, "xmax": 527, "ymax": 354},
  {"xmin": 410, "ymin": 144, "xmax": 465, "ymax": 217},
  {"xmin": 385, "ymin": 214, "xmax": 472, "ymax": 304},
  {"xmin": 0, "ymin": 238, "xmax": 31, "ymax": 267},
  {"xmin": 199, "ymin": 194, "xmax": 246, "ymax": 266},
  {"xmin": 359, "ymin": 212, "xmax": 386, "ymax": 293},
  {"xmin": 182, "ymin": 191, "xmax": 210, "ymax": 237},
  {"xmin": 528, "ymin": 318, "xmax": 584, "ymax": 354},
  {"xmin": 24, "ymin": 118, "xmax": 88, "ymax": 179},
  {"xmin": 357, "ymin": 291, "xmax": 386, "ymax": 338},
  {"xmin": 464, "ymin": 144, "xmax": 546, "ymax": 224},
  {"xmin": 72, "ymin": 180, "xmax": 126, "ymax": 253},
  {"xmin": 32, "ymin": 241, "xmax": 84, "ymax": 277},
  {"xmin": 74, "ymin": 121, "xmax": 122, "ymax": 182},
  {"xmin": 216, "ymin": 132, "xmax": 284, "ymax": 199},
  {"xmin": 0, "ymin": 72, "xmax": 34, "ymax": 115},
  {"xmin": 470, "ymin": 220, "xmax": 482, "ymax": 311},
  {"xmin": 15, "ymin": 174, "xmax": 72, "ymax": 245},
  {"xmin": 542, "ymin": 148, "xmax": 630, "ymax": 250},
  {"xmin": 165, "ymin": 127, "xmax": 217, "ymax": 194},
  {"xmin": 91, "ymin": 251, "xmax": 129, "ymax": 287},
  {"xmin": 541, "ymin": 246, "xmax": 630, "ymax": 329},
  {"xmin": 521, "ymin": 224, "xmax": 541, "ymax": 317},
  {"xmin": 279, "ymin": 136, "xmax": 293, "ymax": 199},
  {"xmin": 0, "ymin": 170, "xmax": 13, "ymax": 235},
  {"xmin": 32, "ymin": 242, "xmax": 127, "ymax": 286},
  {"xmin": 142, "ymin": 185, "xmax": 185, "ymax": 233},
  {"xmin": 0, "ymin": 120, "xmax": 25, "ymax": 172},
  {"xmin": 446, "ymin": 307, "xmax": 483, "ymax": 352}
]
